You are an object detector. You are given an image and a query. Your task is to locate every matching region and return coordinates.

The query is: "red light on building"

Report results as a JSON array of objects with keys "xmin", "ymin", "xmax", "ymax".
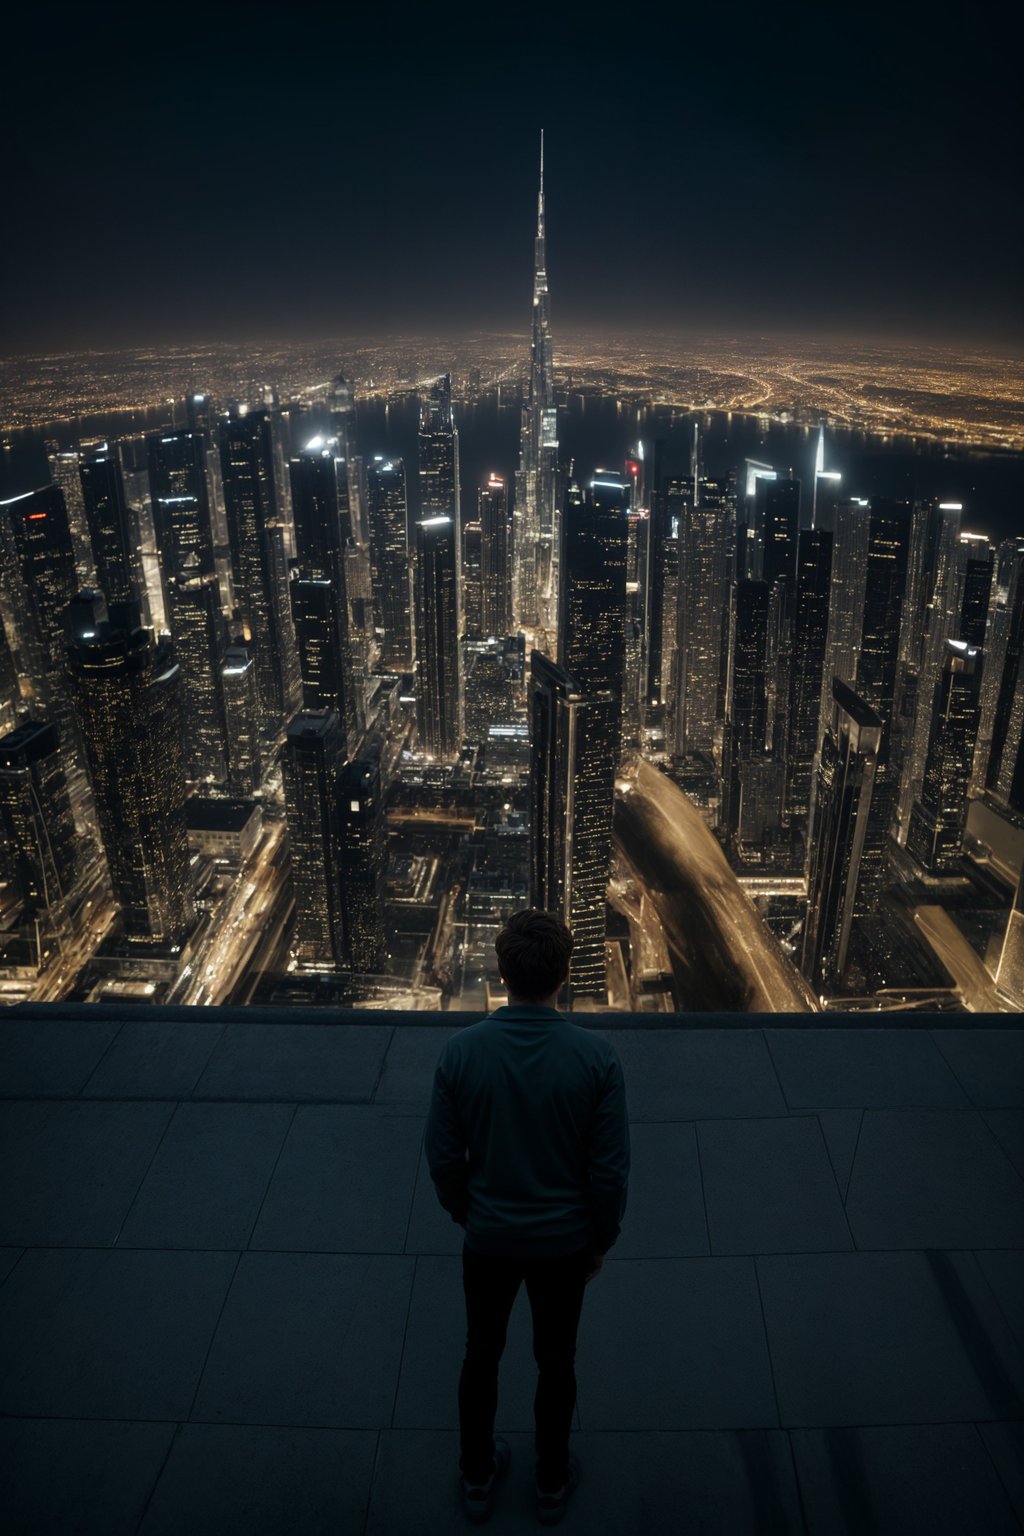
[
  {"xmin": 626, "ymin": 460, "xmax": 640, "ymax": 477},
  {"xmin": 27, "ymin": 512, "xmax": 47, "ymax": 520}
]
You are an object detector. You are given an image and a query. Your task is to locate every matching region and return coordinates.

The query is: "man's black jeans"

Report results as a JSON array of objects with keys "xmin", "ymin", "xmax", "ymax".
[{"xmin": 459, "ymin": 1240, "xmax": 592, "ymax": 1491}]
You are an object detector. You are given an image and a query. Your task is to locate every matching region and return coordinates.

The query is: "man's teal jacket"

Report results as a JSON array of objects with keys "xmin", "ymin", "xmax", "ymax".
[{"xmin": 424, "ymin": 1003, "xmax": 630, "ymax": 1257}]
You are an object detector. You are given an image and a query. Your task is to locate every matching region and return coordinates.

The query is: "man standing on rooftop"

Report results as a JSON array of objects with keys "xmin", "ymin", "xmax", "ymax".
[{"xmin": 425, "ymin": 909, "xmax": 631, "ymax": 1524}]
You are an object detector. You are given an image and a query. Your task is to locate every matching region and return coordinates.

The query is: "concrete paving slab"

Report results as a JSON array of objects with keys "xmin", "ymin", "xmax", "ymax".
[
  {"xmin": 116, "ymin": 1103, "xmax": 295, "ymax": 1250},
  {"xmin": 977, "ymin": 1421, "xmax": 1024, "ymax": 1530},
  {"xmin": 366, "ymin": 1427, "xmax": 803, "ymax": 1535},
  {"xmin": 0, "ymin": 1017, "xmax": 123, "ymax": 1096},
  {"xmin": 372, "ymin": 1026, "xmax": 460, "ymax": 1113},
  {"xmin": 605, "ymin": 1029, "xmax": 787, "ymax": 1120},
  {"xmin": 0, "ymin": 1417, "xmax": 177, "ymax": 1536},
  {"xmin": 403, "ymin": 1140, "xmax": 463, "ymax": 1254},
  {"xmin": 757, "ymin": 1250, "xmax": 1024, "ymax": 1427},
  {"xmin": 790, "ymin": 1422, "xmax": 1020, "ymax": 1535},
  {"xmin": 816, "ymin": 1109, "xmax": 864, "ymax": 1199},
  {"xmin": 613, "ymin": 1121, "xmax": 709, "ymax": 1257},
  {"xmin": 845, "ymin": 1109, "xmax": 1024, "ymax": 1249},
  {"xmin": 982, "ymin": 1108, "xmax": 1024, "ymax": 1180},
  {"xmin": 697, "ymin": 1116, "xmax": 853, "ymax": 1254},
  {"xmin": 574, "ymin": 1257, "xmax": 778, "ymax": 1430},
  {"xmin": 932, "ymin": 1029, "xmax": 1024, "ymax": 1109},
  {"xmin": 765, "ymin": 1028, "xmax": 969, "ymax": 1110},
  {"xmin": 189, "ymin": 1251, "xmax": 413, "ymax": 1428},
  {"xmin": 0, "ymin": 1099, "xmax": 176, "ymax": 1246},
  {"xmin": 137, "ymin": 1424, "xmax": 377, "ymax": 1536},
  {"xmin": 192, "ymin": 1022, "xmax": 392, "ymax": 1102},
  {"xmin": 250, "ymin": 1106, "xmax": 423, "ymax": 1253},
  {"xmin": 81, "ymin": 1019, "xmax": 226, "ymax": 1099},
  {"xmin": 0, "ymin": 1247, "xmax": 24, "ymax": 1286},
  {"xmin": 0, "ymin": 1247, "xmax": 238, "ymax": 1420},
  {"xmin": 391, "ymin": 1253, "xmax": 582, "ymax": 1431},
  {"xmin": 973, "ymin": 1250, "xmax": 1024, "ymax": 1348}
]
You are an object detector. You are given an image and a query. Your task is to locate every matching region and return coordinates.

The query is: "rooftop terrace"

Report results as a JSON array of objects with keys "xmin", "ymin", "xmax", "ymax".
[{"xmin": 1, "ymin": 1005, "xmax": 1023, "ymax": 1533}]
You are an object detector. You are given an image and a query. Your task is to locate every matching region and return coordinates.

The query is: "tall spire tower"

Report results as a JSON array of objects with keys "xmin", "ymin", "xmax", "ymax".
[{"xmin": 513, "ymin": 130, "xmax": 559, "ymax": 654}]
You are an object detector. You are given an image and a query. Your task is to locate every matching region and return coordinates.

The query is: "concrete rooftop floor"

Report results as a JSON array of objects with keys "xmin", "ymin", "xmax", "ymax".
[{"xmin": 1, "ymin": 1005, "xmax": 1023, "ymax": 1535}]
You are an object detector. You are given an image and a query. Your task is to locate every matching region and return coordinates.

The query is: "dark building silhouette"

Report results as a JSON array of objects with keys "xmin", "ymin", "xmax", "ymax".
[
  {"xmin": 338, "ymin": 751, "xmax": 387, "ymax": 972},
  {"xmin": 559, "ymin": 473, "xmax": 629, "ymax": 753},
  {"xmin": 757, "ymin": 474, "xmax": 800, "ymax": 590},
  {"xmin": 147, "ymin": 429, "xmax": 216, "ymax": 580},
  {"xmin": 785, "ymin": 527, "xmax": 833, "ymax": 829},
  {"xmin": 907, "ymin": 640, "xmax": 982, "ymax": 873},
  {"xmin": 530, "ymin": 650, "xmax": 616, "ymax": 1005},
  {"xmin": 2, "ymin": 484, "xmax": 79, "ymax": 747},
  {"xmin": 802, "ymin": 679, "xmax": 883, "ymax": 992},
  {"xmin": 726, "ymin": 579, "xmax": 770, "ymax": 835},
  {"xmin": 282, "ymin": 709, "xmax": 346, "ymax": 968},
  {"xmin": 79, "ymin": 450, "xmax": 137, "ymax": 604},
  {"xmin": 0, "ymin": 717, "xmax": 78, "ymax": 920},
  {"xmin": 219, "ymin": 407, "xmax": 298, "ymax": 725},
  {"xmin": 415, "ymin": 514, "xmax": 460, "ymax": 759},
  {"xmin": 221, "ymin": 643, "xmax": 262, "ymax": 796},
  {"xmin": 986, "ymin": 541, "xmax": 1024, "ymax": 811},
  {"xmin": 854, "ymin": 497, "xmax": 911, "ymax": 909},
  {"xmin": 67, "ymin": 605, "xmax": 195, "ymax": 945},
  {"xmin": 288, "ymin": 441, "xmax": 358, "ymax": 754},
  {"xmin": 366, "ymin": 456, "xmax": 411, "ymax": 669},
  {"xmin": 958, "ymin": 534, "xmax": 993, "ymax": 647}
]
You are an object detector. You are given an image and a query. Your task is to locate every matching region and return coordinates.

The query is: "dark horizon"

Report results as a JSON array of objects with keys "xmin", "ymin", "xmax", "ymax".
[{"xmin": 3, "ymin": 3, "xmax": 1019, "ymax": 356}]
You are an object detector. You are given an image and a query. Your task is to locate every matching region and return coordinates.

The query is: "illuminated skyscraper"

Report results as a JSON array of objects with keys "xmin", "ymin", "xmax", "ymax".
[
  {"xmin": 366, "ymin": 456, "xmax": 412, "ymax": 669},
  {"xmin": 67, "ymin": 605, "xmax": 195, "ymax": 945},
  {"xmin": 0, "ymin": 717, "xmax": 78, "ymax": 922},
  {"xmin": 288, "ymin": 440, "xmax": 358, "ymax": 754},
  {"xmin": 514, "ymin": 133, "xmax": 559, "ymax": 649},
  {"xmin": 49, "ymin": 450, "xmax": 95, "ymax": 585},
  {"xmin": 819, "ymin": 497, "xmax": 870, "ymax": 726},
  {"xmin": 675, "ymin": 473, "xmax": 733, "ymax": 761},
  {"xmin": 906, "ymin": 640, "xmax": 982, "ymax": 873},
  {"xmin": 79, "ymin": 449, "xmax": 138, "ymax": 605},
  {"xmin": 169, "ymin": 573, "xmax": 229, "ymax": 785},
  {"xmin": 221, "ymin": 643, "xmax": 262, "ymax": 795},
  {"xmin": 418, "ymin": 374, "xmax": 460, "ymax": 532},
  {"xmin": 282, "ymin": 709, "xmax": 346, "ymax": 968},
  {"xmin": 1, "ymin": 484, "xmax": 79, "ymax": 746},
  {"xmin": 530, "ymin": 651, "xmax": 616, "ymax": 1004},
  {"xmin": 784, "ymin": 527, "xmax": 833, "ymax": 829},
  {"xmin": 338, "ymin": 750, "xmax": 387, "ymax": 972},
  {"xmin": 219, "ymin": 407, "xmax": 299, "ymax": 725},
  {"xmin": 147, "ymin": 429, "xmax": 216, "ymax": 581},
  {"xmin": 854, "ymin": 497, "xmax": 911, "ymax": 909},
  {"xmin": 414, "ymin": 514, "xmax": 460, "ymax": 758},
  {"xmin": 758, "ymin": 474, "xmax": 800, "ymax": 590},
  {"xmin": 898, "ymin": 501, "xmax": 963, "ymax": 835},
  {"xmin": 0, "ymin": 611, "xmax": 19, "ymax": 735},
  {"xmin": 958, "ymin": 533, "xmax": 994, "ymax": 646},
  {"xmin": 976, "ymin": 540, "xmax": 1024, "ymax": 798},
  {"xmin": 559, "ymin": 473, "xmax": 629, "ymax": 755},
  {"xmin": 801, "ymin": 678, "xmax": 883, "ymax": 991},
  {"xmin": 479, "ymin": 473, "xmax": 512, "ymax": 640},
  {"xmin": 726, "ymin": 579, "xmax": 770, "ymax": 836}
]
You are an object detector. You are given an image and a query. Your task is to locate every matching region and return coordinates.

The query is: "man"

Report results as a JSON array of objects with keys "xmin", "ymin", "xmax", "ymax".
[{"xmin": 425, "ymin": 909, "xmax": 630, "ymax": 1525}]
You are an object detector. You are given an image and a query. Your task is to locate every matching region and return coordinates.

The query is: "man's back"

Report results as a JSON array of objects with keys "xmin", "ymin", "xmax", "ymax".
[{"xmin": 425, "ymin": 1003, "xmax": 630, "ymax": 1258}]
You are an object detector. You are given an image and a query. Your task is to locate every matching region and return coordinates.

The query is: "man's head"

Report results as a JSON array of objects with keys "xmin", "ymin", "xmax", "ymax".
[{"xmin": 495, "ymin": 909, "xmax": 574, "ymax": 1005}]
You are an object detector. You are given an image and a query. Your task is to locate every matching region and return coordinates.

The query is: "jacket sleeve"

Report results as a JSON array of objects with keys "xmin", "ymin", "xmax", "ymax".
[
  {"xmin": 424, "ymin": 1052, "xmax": 469, "ymax": 1226},
  {"xmin": 587, "ymin": 1049, "xmax": 630, "ymax": 1254}
]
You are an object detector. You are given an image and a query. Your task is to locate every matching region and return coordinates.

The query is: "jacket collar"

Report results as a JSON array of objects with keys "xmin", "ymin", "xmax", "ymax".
[{"xmin": 488, "ymin": 1003, "xmax": 565, "ymax": 1021}]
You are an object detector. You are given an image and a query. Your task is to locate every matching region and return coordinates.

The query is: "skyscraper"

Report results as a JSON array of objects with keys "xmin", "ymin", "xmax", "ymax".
[
  {"xmin": 675, "ymin": 473, "xmax": 733, "ymax": 762},
  {"xmin": 219, "ymin": 407, "xmax": 299, "ymax": 725},
  {"xmin": 0, "ymin": 717, "xmax": 78, "ymax": 922},
  {"xmin": 221, "ymin": 643, "xmax": 262, "ymax": 796},
  {"xmin": 170, "ymin": 573, "xmax": 229, "ymax": 785},
  {"xmin": 726, "ymin": 579, "xmax": 770, "ymax": 836},
  {"xmin": 479, "ymin": 473, "xmax": 512, "ymax": 640},
  {"xmin": 819, "ymin": 497, "xmax": 870, "ymax": 726},
  {"xmin": 462, "ymin": 500, "xmax": 483, "ymax": 639},
  {"xmin": 801, "ymin": 679, "xmax": 883, "ymax": 992},
  {"xmin": 288, "ymin": 439, "xmax": 358, "ymax": 754},
  {"xmin": 530, "ymin": 651, "xmax": 616, "ymax": 1004},
  {"xmin": 513, "ymin": 133, "xmax": 559, "ymax": 650},
  {"xmin": 559, "ymin": 473, "xmax": 629, "ymax": 754},
  {"xmin": 784, "ymin": 527, "xmax": 833, "ymax": 829},
  {"xmin": 977, "ymin": 540, "xmax": 1024, "ymax": 799},
  {"xmin": 758, "ymin": 474, "xmax": 800, "ymax": 590},
  {"xmin": 79, "ymin": 449, "xmax": 137, "ymax": 604},
  {"xmin": 366, "ymin": 456, "xmax": 412, "ymax": 669},
  {"xmin": 906, "ymin": 640, "xmax": 982, "ymax": 874},
  {"xmin": 147, "ymin": 429, "xmax": 216, "ymax": 582},
  {"xmin": 1, "ymin": 484, "xmax": 80, "ymax": 747},
  {"xmin": 338, "ymin": 750, "xmax": 387, "ymax": 972},
  {"xmin": 282, "ymin": 709, "xmax": 346, "ymax": 968},
  {"xmin": 995, "ymin": 864, "xmax": 1024, "ymax": 1008},
  {"xmin": 67, "ymin": 605, "xmax": 195, "ymax": 945},
  {"xmin": 414, "ymin": 514, "xmax": 460, "ymax": 758}
]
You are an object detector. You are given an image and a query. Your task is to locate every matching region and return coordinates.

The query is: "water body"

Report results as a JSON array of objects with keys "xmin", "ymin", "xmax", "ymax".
[{"xmin": 358, "ymin": 390, "xmax": 1024, "ymax": 542}]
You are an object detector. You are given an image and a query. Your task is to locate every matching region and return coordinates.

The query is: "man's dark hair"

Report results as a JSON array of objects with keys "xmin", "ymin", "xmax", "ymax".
[{"xmin": 495, "ymin": 909, "xmax": 574, "ymax": 1003}]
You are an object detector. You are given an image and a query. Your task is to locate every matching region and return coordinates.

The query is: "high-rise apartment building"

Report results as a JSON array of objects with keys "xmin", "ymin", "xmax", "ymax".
[
  {"xmin": 530, "ymin": 651, "xmax": 616, "ymax": 1004},
  {"xmin": 67, "ymin": 604, "xmax": 195, "ymax": 945}
]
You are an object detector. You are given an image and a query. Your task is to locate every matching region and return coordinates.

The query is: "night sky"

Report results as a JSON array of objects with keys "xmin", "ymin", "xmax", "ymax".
[{"xmin": 3, "ymin": 3, "xmax": 1019, "ymax": 355}]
